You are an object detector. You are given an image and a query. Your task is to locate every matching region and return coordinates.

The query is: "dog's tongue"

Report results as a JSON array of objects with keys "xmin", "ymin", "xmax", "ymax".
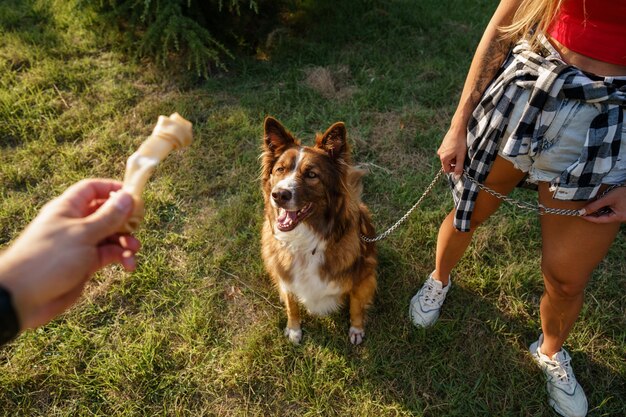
[
  {"xmin": 277, "ymin": 208, "xmax": 298, "ymax": 224},
  {"xmin": 277, "ymin": 209, "xmax": 287, "ymax": 222}
]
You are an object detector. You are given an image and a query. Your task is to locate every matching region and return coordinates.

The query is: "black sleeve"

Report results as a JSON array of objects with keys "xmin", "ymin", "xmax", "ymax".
[{"xmin": 0, "ymin": 286, "xmax": 20, "ymax": 346}]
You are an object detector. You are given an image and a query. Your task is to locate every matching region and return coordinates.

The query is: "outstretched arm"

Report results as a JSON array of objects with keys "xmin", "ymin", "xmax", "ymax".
[{"xmin": 0, "ymin": 180, "xmax": 140, "ymax": 336}]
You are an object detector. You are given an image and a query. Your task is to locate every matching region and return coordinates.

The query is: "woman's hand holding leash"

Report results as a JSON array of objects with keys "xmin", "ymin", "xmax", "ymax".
[
  {"xmin": 438, "ymin": 125, "xmax": 467, "ymax": 180},
  {"xmin": 582, "ymin": 186, "xmax": 626, "ymax": 223}
]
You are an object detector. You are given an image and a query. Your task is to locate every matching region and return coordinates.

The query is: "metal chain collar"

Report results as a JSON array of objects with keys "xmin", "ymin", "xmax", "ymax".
[{"xmin": 360, "ymin": 168, "xmax": 622, "ymax": 243}]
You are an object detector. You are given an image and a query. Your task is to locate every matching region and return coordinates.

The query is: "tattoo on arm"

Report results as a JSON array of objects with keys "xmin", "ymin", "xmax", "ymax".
[{"xmin": 469, "ymin": 39, "xmax": 510, "ymax": 104}]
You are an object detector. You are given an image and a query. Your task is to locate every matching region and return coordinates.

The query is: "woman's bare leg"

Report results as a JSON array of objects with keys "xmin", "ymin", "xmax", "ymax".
[
  {"xmin": 537, "ymin": 183, "xmax": 620, "ymax": 356},
  {"xmin": 433, "ymin": 156, "xmax": 527, "ymax": 284}
]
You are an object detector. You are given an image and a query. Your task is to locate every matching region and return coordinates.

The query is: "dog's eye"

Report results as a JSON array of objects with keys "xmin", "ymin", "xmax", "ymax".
[
  {"xmin": 275, "ymin": 166, "xmax": 285, "ymax": 173},
  {"xmin": 305, "ymin": 171, "xmax": 318, "ymax": 179}
]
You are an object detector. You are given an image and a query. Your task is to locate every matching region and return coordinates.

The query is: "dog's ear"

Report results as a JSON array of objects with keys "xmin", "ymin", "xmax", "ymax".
[
  {"xmin": 345, "ymin": 166, "xmax": 365, "ymax": 197},
  {"xmin": 264, "ymin": 117, "xmax": 296, "ymax": 154},
  {"xmin": 347, "ymin": 167, "xmax": 366, "ymax": 188},
  {"xmin": 316, "ymin": 122, "xmax": 350, "ymax": 162}
]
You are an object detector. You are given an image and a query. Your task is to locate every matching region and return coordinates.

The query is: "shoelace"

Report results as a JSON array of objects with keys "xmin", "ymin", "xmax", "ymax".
[
  {"xmin": 423, "ymin": 283, "xmax": 445, "ymax": 306},
  {"xmin": 545, "ymin": 355, "xmax": 576, "ymax": 388}
]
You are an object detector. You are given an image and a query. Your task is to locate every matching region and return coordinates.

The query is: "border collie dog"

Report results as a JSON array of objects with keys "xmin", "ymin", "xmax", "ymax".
[{"xmin": 260, "ymin": 117, "xmax": 377, "ymax": 345}]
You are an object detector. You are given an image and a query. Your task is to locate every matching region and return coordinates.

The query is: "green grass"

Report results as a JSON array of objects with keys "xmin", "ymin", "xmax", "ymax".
[{"xmin": 1, "ymin": 0, "xmax": 625, "ymax": 415}]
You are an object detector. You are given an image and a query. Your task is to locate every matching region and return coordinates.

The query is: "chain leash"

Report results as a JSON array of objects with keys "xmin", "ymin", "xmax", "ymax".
[
  {"xmin": 465, "ymin": 173, "xmax": 580, "ymax": 217},
  {"xmin": 360, "ymin": 169, "xmax": 445, "ymax": 243},
  {"xmin": 360, "ymin": 168, "xmax": 622, "ymax": 243}
]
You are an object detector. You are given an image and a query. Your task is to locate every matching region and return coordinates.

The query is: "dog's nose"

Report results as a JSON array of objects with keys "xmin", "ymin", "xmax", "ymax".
[{"xmin": 272, "ymin": 189, "xmax": 292, "ymax": 203}]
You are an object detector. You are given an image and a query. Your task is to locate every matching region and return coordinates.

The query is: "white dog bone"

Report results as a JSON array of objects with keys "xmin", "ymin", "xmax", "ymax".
[{"xmin": 119, "ymin": 112, "xmax": 193, "ymax": 233}]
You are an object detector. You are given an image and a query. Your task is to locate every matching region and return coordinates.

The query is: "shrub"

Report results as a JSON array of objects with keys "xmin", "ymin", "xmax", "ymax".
[{"xmin": 84, "ymin": 0, "xmax": 287, "ymax": 76}]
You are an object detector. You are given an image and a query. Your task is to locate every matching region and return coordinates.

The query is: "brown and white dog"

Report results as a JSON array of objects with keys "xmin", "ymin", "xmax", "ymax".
[{"xmin": 260, "ymin": 117, "xmax": 377, "ymax": 345}]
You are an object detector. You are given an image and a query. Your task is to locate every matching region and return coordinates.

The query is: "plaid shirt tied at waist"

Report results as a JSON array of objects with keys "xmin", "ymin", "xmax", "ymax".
[{"xmin": 451, "ymin": 35, "xmax": 626, "ymax": 232}]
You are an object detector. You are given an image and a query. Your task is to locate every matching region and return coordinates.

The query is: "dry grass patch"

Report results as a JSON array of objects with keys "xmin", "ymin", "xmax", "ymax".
[{"xmin": 304, "ymin": 65, "xmax": 358, "ymax": 100}]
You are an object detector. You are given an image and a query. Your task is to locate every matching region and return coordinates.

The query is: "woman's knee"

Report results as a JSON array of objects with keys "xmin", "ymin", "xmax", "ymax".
[{"xmin": 541, "ymin": 262, "xmax": 589, "ymax": 299}]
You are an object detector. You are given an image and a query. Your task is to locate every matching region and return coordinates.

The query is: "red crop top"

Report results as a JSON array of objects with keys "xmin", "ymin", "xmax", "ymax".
[{"xmin": 548, "ymin": 0, "xmax": 626, "ymax": 66}]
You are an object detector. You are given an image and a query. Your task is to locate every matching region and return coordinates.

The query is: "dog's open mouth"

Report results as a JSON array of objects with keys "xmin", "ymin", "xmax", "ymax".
[{"xmin": 276, "ymin": 203, "xmax": 313, "ymax": 232}]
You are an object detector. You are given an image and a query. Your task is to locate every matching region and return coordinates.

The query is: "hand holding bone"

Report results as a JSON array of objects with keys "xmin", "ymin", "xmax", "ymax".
[{"xmin": 120, "ymin": 113, "xmax": 193, "ymax": 233}]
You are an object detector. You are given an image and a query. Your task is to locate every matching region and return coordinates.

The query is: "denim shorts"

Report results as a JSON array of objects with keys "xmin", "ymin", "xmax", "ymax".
[{"xmin": 498, "ymin": 89, "xmax": 626, "ymax": 186}]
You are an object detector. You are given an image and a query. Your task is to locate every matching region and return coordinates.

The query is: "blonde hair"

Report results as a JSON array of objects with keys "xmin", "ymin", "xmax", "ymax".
[{"xmin": 500, "ymin": 0, "xmax": 565, "ymax": 49}]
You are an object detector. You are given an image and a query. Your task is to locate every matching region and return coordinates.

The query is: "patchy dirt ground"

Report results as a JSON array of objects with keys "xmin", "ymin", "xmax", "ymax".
[{"xmin": 304, "ymin": 65, "xmax": 357, "ymax": 100}]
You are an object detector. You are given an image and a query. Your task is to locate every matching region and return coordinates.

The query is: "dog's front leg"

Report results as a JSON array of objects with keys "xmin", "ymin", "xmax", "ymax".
[
  {"xmin": 348, "ymin": 297, "xmax": 366, "ymax": 345},
  {"xmin": 281, "ymin": 289, "xmax": 302, "ymax": 344},
  {"xmin": 348, "ymin": 279, "xmax": 376, "ymax": 345}
]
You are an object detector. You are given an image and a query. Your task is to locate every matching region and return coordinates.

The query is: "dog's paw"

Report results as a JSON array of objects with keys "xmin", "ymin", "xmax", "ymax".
[
  {"xmin": 349, "ymin": 326, "xmax": 365, "ymax": 345},
  {"xmin": 284, "ymin": 327, "xmax": 303, "ymax": 344}
]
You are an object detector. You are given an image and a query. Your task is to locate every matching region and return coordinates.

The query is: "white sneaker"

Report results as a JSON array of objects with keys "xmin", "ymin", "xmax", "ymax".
[
  {"xmin": 409, "ymin": 272, "xmax": 450, "ymax": 327},
  {"xmin": 529, "ymin": 334, "xmax": 588, "ymax": 417}
]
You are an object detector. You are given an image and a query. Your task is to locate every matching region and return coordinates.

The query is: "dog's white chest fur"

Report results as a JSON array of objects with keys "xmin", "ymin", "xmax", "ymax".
[{"xmin": 274, "ymin": 224, "xmax": 342, "ymax": 315}]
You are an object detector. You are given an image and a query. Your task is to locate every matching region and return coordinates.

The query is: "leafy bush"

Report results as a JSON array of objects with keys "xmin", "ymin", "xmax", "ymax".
[{"xmin": 84, "ymin": 0, "xmax": 289, "ymax": 76}]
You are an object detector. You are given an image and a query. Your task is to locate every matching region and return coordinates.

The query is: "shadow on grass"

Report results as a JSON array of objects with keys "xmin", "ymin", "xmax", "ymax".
[
  {"xmin": 248, "ymin": 242, "xmax": 625, "ymax": 416},
  {"xmin": 147, "ymin": 0, "xmax": 626, "ymax": 413},
  {"xmin": 202, "ymin": 1, "xmax": 625, "ymax": 413},
  {"xmin": 212, "ymin": 188, "xmax": 624, "ymax": 416},
  {"xmin": 0, "ymin": 0, "xmax": 61, "ymax": 149},
  {"xmin": 0, "ymin": 0, "xmax": 60, "ymax": 47},
  {"xmin": 1, "ymin": 0, "xmax": 623, "ymax": 415}
]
